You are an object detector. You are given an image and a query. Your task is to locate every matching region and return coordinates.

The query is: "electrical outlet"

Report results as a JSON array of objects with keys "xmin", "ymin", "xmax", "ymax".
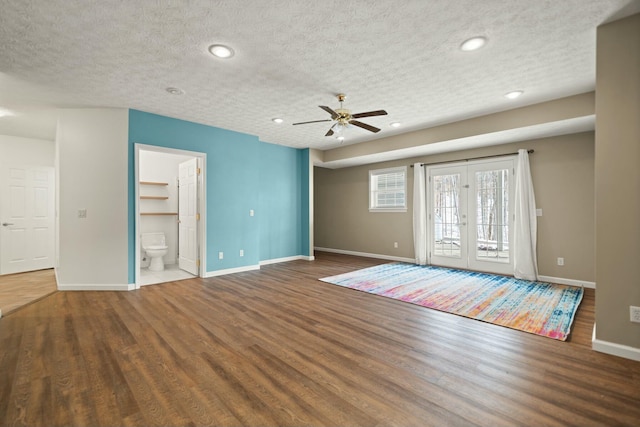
[
  {"xmin": 240, "ymin": 249, "xmax": 244, "ymax": 257},
  {"xmin": 78, "ymin": 209, "xmax": 87, "ymax": 219},
  {"xmin": 557, "ymin": 257, "xmax": 564, "ymax": 266},
  {"xmin": 394, "ymin": 242, "xmax": 398, "ymax": 248},
  {"xmin": 631, "ymin": 306, "xmax": 640, "ymax": 323},
  {"xmin": 218, "ymin": 252, "xmax": 224, "ymax": 260}
]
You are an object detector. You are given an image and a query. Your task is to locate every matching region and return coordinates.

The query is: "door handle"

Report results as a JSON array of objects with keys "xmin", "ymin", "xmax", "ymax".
[{"xmin": 2, "ymin": 222, "xmax": 14, "ymax": 226}]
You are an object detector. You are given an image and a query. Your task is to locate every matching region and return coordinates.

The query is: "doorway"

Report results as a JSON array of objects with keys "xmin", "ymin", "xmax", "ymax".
[
  {"xmin": 427, "ymin": 157, "xmax": 515, "ymax": 275},
  {"xmin": 135, "ymin": 145, "xmax": 206, "ymax": 287}
]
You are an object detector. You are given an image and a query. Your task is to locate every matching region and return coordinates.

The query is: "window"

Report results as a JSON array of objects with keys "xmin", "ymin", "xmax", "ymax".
[{"xmin": 369, "ymin": 166, "xmax": 407, "ymax": 212}]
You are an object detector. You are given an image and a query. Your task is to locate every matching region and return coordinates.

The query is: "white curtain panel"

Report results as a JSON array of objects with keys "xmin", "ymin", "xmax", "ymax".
[
  {"xmin": 413, "ymin": 163, "xmax": 428, "ymax": 265},
  {"xmin": 513, "ymin": 149, "xmax": 539, "ymax": 281}
]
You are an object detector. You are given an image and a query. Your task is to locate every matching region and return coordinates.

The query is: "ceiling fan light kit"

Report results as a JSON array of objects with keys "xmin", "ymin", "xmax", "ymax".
[{"xmin": 293, "ymin": 93, "xmax": 388, "ymax": 140}]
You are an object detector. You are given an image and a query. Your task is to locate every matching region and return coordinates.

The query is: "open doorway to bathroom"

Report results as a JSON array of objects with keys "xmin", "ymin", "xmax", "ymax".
[{"xmin": 134, "ymin": 144, "xmax": 206, "ymax": 287}]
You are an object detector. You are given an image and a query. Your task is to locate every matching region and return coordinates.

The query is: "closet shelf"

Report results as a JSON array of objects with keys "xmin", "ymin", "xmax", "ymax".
[
  {"xmin": 140, "ymin": 196, "xmax": 169, "ymax": 200},
  {"xmin": 140, "ymin": 212, "xmax": 178, "ymax": 216},
  {"xmin": 140, "ymin": 181, "xmax": 168, "ymax": 186}
]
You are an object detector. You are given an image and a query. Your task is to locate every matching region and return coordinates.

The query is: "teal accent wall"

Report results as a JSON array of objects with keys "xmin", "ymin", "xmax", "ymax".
[
  {"xmin": 259, "ymin": 143, "xmax": 302, "ymax": 260},
  {"xmin": 128, "ymin": 110, "xmax": 307, "ymax": 283}
]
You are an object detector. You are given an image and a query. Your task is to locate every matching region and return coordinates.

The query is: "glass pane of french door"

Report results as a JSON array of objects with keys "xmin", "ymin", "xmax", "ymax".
[
  {"xmin": 474, "ymin": 169, "xmax": 509, "ymax": 260},
  {"xmin": 468, "ymin": 160, "xmax": 513, "ymax": 275},
  {"xmin": 430, "ymin": 165, "xmax": 468, "ymax": 270}
]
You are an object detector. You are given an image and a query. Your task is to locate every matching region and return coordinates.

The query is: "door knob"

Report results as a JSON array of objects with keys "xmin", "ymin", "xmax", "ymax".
[{"xmin": 2, "ymin": 222, "xmax": 14, "ymax": 226}]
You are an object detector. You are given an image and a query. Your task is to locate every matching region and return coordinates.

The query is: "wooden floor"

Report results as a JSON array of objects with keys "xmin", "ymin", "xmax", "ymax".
[
  {"xmin": 0, "ymin": 269, "xmax": 57, "ymax": 317},
  {"xmin": 1, "ymin": 252, "xmax": 639, "ymax": 426}
]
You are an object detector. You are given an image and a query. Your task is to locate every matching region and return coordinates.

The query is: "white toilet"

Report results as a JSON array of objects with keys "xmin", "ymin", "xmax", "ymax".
[{"xmin": 142, "ymin": 232, "xmax": 169, "ymax": 271}]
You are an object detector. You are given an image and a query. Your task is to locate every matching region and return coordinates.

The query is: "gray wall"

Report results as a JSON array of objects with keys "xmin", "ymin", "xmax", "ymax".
[
  {"xmin": 56, "ymin": 108, "xmax": 129, "ymax": 288},
  {"xmin": 315, "ymin": 132, "xmax": 595, "ymax": 282},
  {"xmin": 595, "ymin": 13, "xmax": 640, "ymax": 350}
]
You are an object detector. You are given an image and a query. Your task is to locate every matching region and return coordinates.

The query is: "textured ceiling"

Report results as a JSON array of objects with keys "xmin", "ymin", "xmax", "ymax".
[{"xmin": 0, "ymin": 0, "xmax": 639, "ymax": 148}]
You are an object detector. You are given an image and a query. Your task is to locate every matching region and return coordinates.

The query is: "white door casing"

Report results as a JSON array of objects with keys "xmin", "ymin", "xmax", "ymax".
[
  {"xmin": 0, "ymin": 165, "xmax": 55, "ymax": 275},
  {"xmin": 178, "ymin": 158, "xmax": 198, "ymax": 275},
  {"xmin": 428, "ymin": 158, "xmax": 515, "ymax": 275}
]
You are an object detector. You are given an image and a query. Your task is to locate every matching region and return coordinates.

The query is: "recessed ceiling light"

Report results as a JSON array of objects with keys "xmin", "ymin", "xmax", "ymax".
[
  {"xmin": 390, "ymin": 122, "xmax": 401, "ymax": 128},
  {"xmin": 504, "ymin": 90, "xmax": 524, "ymax": 99},
  {"xmin": 208, "ymin": 44, "xmax": 235, "ymax": 59},
  {"xmin": 272, "ymin": 118, "xmax": 284, "ymax": 124},
  {"xmin": 166, "ymin": 87, "xmax": 184, "ymax": 95},
  {"xmin": 460, "ymin": 36, "xmax": 487, "ymax": 51}
]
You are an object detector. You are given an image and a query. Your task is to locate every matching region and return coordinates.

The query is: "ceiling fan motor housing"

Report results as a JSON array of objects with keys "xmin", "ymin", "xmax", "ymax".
[{"xmin": 335, "ymin": 108, "xmax": 351, "ymax": 124}]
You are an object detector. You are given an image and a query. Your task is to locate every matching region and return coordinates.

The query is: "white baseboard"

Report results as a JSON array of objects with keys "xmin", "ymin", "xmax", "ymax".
[
  {"xmin": 314, "ymin": 247, "xmax": 415, "ymax": 264},
  {"xmin": 204, "ymin": 264, "xmax": 260, "ymax": 278},
  {"xmin": 204, "ymin": 254, "xmax": 314, "ymax": 278},
  {"xmin": 57, "ymin": 283, "xmax": 135, "ymax": 291},
  {"xmin": 259, "ymin": 255, "xmax": 314, "ymax": 266},
  {"xmin": 592, "ymin": 324, "xmax": 640, "ymax": 362},
  {"xmin": 538, "ymin": 275, "xmax": 596, "ymax": 289},
  {"xmin": 54, "ymin": 267, "xmax": 134, "ymax": 291}
]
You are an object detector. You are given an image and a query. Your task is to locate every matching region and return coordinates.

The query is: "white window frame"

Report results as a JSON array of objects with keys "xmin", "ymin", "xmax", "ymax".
[{"xmin": 369, "ymin": 166, "xmax": 407, "ymax": 212}]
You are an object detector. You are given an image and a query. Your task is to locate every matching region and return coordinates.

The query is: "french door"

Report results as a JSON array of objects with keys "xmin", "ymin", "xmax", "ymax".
[{"xmin": 428, "ymin": 158, "xmax": 514, "ymax": 275}]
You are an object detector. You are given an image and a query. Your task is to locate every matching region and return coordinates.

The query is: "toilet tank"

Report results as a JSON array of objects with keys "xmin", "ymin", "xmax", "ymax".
[{"xmin": 141, "ymin": 232, "xmax": 166, "ymax": 248}]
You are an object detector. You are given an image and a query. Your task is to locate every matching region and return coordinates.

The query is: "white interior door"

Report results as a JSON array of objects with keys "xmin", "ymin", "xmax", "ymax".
[
  {"xmin": 428, "ymin": 158, "xmax": 514, "ymax": 275},
  {"xmin": 178, "ymin": 158, "xmax": 198, "ymax": 275},
  {"xmin": 0, "ymin": 165, "xmax": 55, "ymax": 275}
]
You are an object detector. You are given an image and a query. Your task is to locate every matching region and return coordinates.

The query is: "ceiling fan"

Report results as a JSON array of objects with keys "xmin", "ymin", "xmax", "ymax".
[{"xmin": 292, "ymin": 94, "xmax": 388, "ymax": 138}]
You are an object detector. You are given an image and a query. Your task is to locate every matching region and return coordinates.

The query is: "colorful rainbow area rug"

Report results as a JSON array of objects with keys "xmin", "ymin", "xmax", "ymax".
[{"xmin": 320, "ymin": 263, "xmax": 584, "ymax": 341}]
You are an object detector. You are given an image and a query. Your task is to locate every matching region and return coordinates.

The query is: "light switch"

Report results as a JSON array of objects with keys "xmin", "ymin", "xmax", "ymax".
[
  {"xmin": 536, "ymin": 209, "xmax": 543, "ymax": 217},
  {"xmin": 78, "ymin": 209, "xmax": 87, "ymax": 219}
]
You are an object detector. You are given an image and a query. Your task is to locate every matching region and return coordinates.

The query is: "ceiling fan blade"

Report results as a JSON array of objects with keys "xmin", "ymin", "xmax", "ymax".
[
  {"xmin": 319, "ymin": 105, "xmax": 339, "ymax": 119},
  {"xmin": 351, "ymin": 110, "xmax": 388, "ymax": 119},
  {"xmin": 292, "ymin": 119, "xmax": 332, "ymax": 125},
  {"xmin": 349, "ymin": 120, "xmax": 381, "ymax": 133},
  {"xmin": 325, "ymin": 128, "xmax": 334, "ymax": 137}
]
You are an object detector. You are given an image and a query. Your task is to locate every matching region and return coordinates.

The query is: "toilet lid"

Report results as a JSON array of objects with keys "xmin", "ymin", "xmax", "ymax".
[{"xmin": 145, "ymin": 245, "xmax": 168, "ymax": 250}]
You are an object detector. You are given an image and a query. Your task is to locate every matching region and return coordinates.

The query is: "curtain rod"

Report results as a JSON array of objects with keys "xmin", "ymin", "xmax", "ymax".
[{"xmin": 410, "ymin": 149, "xmax": 534, "ymax": 168}]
